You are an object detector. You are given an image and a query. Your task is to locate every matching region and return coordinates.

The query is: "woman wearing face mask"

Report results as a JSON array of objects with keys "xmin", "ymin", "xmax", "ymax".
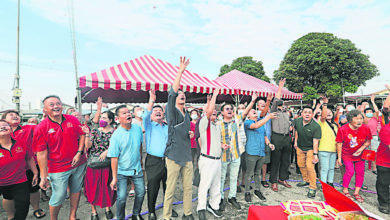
[
  {"xmin": 83, "ymin": 97, "xmax": 116, "ymax": 220},
  {"xmin": 364, "ymin": 94, "xmax": 381, "ymax": 174},
  {"xmin": 190, "ymin": 109, "xmax": 200, "ymax": 165}
]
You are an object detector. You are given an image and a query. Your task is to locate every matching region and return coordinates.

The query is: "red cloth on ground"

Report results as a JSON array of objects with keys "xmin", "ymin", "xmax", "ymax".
[
  {"xmin": 247, "ymin": 205, "xmax": 288, "ymax": 220},
  {"xmin": 84, "ymin": 166, "xmax": 116, "ymax": 208}
]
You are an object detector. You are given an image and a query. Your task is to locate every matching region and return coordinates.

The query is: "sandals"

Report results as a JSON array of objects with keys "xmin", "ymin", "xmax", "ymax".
[
  {"xmin": 261, "ymin": 181, "xmax": 270, "ymax": 188},
  {"xmin": 353, "ymin": 194, "xmax": 364, "ymax": 203},
  {"xmin": 33, "ymin": 209, "xmax": 46, "ymax": 219},
  {"xmin": 343, "ymin": 192, "xmax": 353, "ymax": 200}
]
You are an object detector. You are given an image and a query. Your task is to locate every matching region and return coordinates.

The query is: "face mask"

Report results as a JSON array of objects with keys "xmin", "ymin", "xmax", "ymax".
[
  {"xmin": 218, "ymin": 116, "xmax": 223, "ymax": 121},
  {"xmin": 277, "ymin": 101, "xmax": 283, "ymax": 107},
  {"xmin": 237, "ymin": 110, "xmax": 244, "ymax": 115},
  {"xmin": 366, "ymin": 113, "xmax": 373, "ymax": 118},
  {"xmin": 347, "ymin": 106, "xmax": 355, "ymax": 111},
  {"xmin": 136, "ymin": 111, "xmax": 143, "ymax": 118},
  {"xmin": 101, "ymin": 107, "xmax": 109, "ymax": 112},
  {"xmin": 191, "ymin": 115, "xmax": 198, "ymax": 120},
  {"xmin": 99, "ymin": 120, "xmax": 108, "ymax": 128}
]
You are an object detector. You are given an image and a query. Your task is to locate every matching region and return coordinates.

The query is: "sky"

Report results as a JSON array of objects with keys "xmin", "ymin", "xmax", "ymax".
[{"xmin": 1, "ymin": 0, "xmax": 390, "ymax": 110}]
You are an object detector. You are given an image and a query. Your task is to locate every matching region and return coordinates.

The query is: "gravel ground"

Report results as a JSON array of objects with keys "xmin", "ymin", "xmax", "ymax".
[{"xmin": 1, "ymin": 165, "xmax": 389, "ymax": 220}]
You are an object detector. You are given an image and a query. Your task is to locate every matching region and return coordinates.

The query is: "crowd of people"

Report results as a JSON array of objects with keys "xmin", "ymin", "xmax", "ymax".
[{"xmin": 1, "ymin": 56, "xmax": 390, "ymax": 220}]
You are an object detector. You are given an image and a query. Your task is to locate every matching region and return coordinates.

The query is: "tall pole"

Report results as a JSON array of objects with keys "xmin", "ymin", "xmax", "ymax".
[
  {"xmin": 68, "ymin": 0, "xmax": 82, "ymax": 114},
  {"xmin": 13, "ymin": 0, "xmax": 21, "ymax": 112}
]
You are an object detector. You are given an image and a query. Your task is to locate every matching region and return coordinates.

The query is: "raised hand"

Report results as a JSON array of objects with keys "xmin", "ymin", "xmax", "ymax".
[
  {"xmin": 370, "ymin": 94, "xmax": 376, "ymax": 102},
  {"xmin": 207, "ymin": 94, "xmax": 212, "ymax": 102},
  {"xmin": 179, "ymin": 56, "xmax": 190, "ymax": 73},
  {"xmin": 252, "ymin": 92, "xmax": 258, "ymax": 102},
  {"xmin": 96, "ymin": 97, "xmax": 103, "ymax": 110},
  {"xmin": 267, "ymin": 93, "xmax": 273, "ymax": 102},
  {"xmin": 279, "ymin": 78, "xmax": 286, "ymax": 88},
  {"xmin": 213, "ymin": 88, "xmax": 221, "ymax": 96},
  {"xmin": 268, "ymin": 112, "xmax": 279, "ymax": 119},
  {"xmin": 322, "ymin": 96, "xmax": 328, "ymax": 103},
  {"xmin": 149, "ymin": 89, "xmax": 156, "ymax": 102}
]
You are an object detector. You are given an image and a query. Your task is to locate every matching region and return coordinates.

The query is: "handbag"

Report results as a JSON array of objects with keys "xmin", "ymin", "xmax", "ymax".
[
  {"xmin": 361, "ymin": 149, "xmax": 376, "ymax": 161},
  {"xmin": 87, "ymin": 154, "xmax": 111, "ymax": 169}
]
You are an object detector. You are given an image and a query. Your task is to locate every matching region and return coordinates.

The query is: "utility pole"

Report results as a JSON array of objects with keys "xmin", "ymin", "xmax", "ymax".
[{"xmin": 12, "ymin": 0, "xmax": 22, "ymax": 112}]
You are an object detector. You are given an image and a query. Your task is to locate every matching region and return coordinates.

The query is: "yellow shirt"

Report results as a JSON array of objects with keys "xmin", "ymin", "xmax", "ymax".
[{"xmin": 318, "ymin": 120, "xmax": 337, "ymax": 152}]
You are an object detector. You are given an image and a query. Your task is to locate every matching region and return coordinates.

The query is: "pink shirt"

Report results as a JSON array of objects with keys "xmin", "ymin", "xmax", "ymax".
[
  {"xmin": 367, "ymin": 117, "xmax": 379, "ymax": 136},
  {"xmin": 377, "ymin": 123, "xmax": 390, "ymax": 168}
]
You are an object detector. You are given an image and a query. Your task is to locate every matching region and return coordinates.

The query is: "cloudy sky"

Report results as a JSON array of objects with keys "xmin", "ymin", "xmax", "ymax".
[{"xmin": 1, "ymin": 0, "xmax": 389, "ymax": 110}]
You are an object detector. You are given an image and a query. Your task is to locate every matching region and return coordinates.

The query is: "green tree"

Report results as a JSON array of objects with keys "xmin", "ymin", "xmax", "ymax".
[
  {"xmin": 273, "ymin": 32, "xmax": 379, "ymax": 98},
  {"xmin": 219, "ymin": 56, "xmax": 270, "ymax": 82}
]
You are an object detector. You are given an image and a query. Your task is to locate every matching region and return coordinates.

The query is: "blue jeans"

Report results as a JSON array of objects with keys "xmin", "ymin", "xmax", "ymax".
[
  {"xmin": 220, "ymin": 157, "xmax": 241, "ymax": 199},
  {"xmin": 116, "ymin": 172, "xmax": 145, "ymax": 220},
  {"xmin": 318, "ymin": 151, "xmax": 337, "ymax": 183}
]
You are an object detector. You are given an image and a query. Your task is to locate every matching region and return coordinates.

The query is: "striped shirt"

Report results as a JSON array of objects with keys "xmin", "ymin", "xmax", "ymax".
[{"xmin": 219, "ymin": 115, "xmax": 244, "ymax": 162}]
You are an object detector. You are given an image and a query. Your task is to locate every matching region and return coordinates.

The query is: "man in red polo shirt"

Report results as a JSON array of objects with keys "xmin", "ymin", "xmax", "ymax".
[
  {"xmin": 2, "ymin": 110, "xmax": 46, "ymax": 218},
  {"xmin": 33, "ymin": 95, "xmax": 86, "ymax": 220}
]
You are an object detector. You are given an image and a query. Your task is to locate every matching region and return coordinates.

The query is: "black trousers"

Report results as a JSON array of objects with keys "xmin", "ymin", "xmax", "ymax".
[
  {"xmin": 376, "ymin": 165, "xmax": 390, "ymax": 207},
  {"xmin": 270, "ymin": 133, "xmax": 291, "ymax": 183},
  {"xmin": 0, "ymin": 181, "xmax": 30, "ymax": 220},
  {"xmin": 145, "ymin": 154, "xmax": 167, "ymax": 213}
]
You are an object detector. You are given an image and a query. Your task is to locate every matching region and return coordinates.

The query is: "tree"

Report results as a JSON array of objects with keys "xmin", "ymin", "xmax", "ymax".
[
  {"xmin": 273, "ymin": 32, "xmax": 379, "ymax": 98},
  {"xmin": 219, "ymin": 56, "xmax": 270, "ymax": 82}
]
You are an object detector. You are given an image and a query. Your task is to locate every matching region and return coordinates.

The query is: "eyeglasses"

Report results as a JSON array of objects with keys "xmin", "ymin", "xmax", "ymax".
[{"xmin": 224, "ymin": 108, "xmax": 233, "ymax": 111}]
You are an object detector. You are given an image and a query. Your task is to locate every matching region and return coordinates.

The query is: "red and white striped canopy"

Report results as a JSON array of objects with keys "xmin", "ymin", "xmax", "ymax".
[
  {"xmin": 215, "ymin": 70, "xmax": 302, "ymax": 100},
  {"xmin": 79, "ymin": 55, "xmax": 238, "ymax": 95}
]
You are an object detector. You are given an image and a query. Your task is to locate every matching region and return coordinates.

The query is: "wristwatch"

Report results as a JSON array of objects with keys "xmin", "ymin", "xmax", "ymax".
[
  {"xmin": 313, "ymin": 153, "xmax": 318, "ymax": 156},
  {"xmin": 77, "ymin": 150, "xmax": 84, "ymax": 155}
]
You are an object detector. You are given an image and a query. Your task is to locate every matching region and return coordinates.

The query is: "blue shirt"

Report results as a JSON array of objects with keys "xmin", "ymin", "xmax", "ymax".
[
  {"xmin": 257, "ymin": 111, "xmax": 272, "ymax": 142},
  {"xmin": 244, "ymin": 119, "xmax": 266, "ymax": 156},
  {"xmin": 107, "ymin": 124, "xmax": 143, "ymax": 176},
  {"xmin": 143, "ymin": 110, "xmax": 168, "ymax": 157}
]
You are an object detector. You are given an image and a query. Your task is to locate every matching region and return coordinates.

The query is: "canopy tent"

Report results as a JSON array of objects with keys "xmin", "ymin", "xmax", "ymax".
[
  {"xmin": 79, "ymin": 55, "xmax": 246, "ymax": 104},
  {"xmin": 215, "ymin": 70, "xmax": 302, "ymax": 103}
]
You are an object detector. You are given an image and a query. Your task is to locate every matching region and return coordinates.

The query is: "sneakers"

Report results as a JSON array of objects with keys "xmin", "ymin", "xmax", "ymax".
[
  {"xmin": 327, "ymin": 182, "xmax": 334, "ymax": 188},
  {"xmin": 128, "ymin": 189, "xmax": 135, "ymax": 197},
  {"xmin": 182, "ymin": 214, "xmax": 194, "ymax": 220},
  {"xmin": 378, "ymin": 206, "xmax": 390, "ymax": 214},
  {"xmin": 362, "ymin": 185, "xmax": 368, "ymax": 190},
  {"xmin": 206, "ymin": 203, "xmax": 223, "ymax": 218},
  {"xmin": 297, "ymin": 182, "xmax": 310, "ymax": 187},
  {"xmin": 228, "ymin": 197, "xmax": 241, "ymax": 210},
  {"xmin": 219, "ymin": 199, "xmax": 225, "ymax": 211},
  {"xmin": 245, "ymin": 192, "xmax": 251, "ymax": 202},
  {"xmin": 307, "ymin": 189, "xmax": 316, "ymax": 198},
  {"xmin": 254, "ymin": 190, "xmax": 266, "ymax": 201},
  {"xmin": 197, "ymin": 210, "xmax": 206, "ymax": 220}
]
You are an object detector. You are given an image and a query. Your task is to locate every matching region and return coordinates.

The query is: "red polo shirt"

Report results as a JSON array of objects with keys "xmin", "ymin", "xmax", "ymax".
[
  {"xmin": 377, "ymin": 123, "xmax": 390, "ymax": 168},
  {"xmin": 12, "ymin": 125, "xmax": 37, "ymax": 164},
  {"xmin": 33, "ymin": 114, "xmax": 86, "ymax": 173},
  {"xmin": 0, "ymin": 138, "xmax": 33, "ymax": 186},
  {"xmin": 336, "ymin": 124, "xmax": 372, "ymax": 161}
]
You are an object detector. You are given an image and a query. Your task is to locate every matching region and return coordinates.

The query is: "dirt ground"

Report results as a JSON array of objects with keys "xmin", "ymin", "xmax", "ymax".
[{"xmin": 1, "ymin": 165, "xmax": 389, "ymax": 220}]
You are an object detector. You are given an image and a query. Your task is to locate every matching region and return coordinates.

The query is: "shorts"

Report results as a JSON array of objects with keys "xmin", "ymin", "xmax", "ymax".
[
  {"xmin": 0, "ymin": 181, "xmax": 30, "ymax": 200},
  {"xmin": 370, "ymin": 136, "xmax": 379, "ymax": 152},
  {"xmin": 26, "ymin": 165, "xmax": 41, "ymax": 193},
  {"xmin": 48, "ymin": 163, "xmax": 87, "ymax": 207}
]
